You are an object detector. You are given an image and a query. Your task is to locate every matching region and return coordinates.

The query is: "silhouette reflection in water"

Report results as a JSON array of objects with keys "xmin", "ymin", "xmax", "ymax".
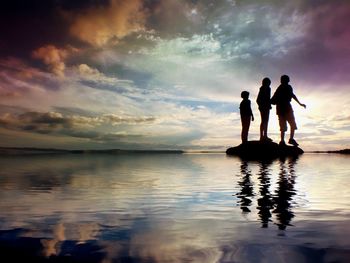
[
  {"xmin": 237, "ymin": 157, "xmax": 298, "ymax": 230},
  {"xmin": 236, "ymin": 161, "xmax": 254, "ymax": 213},
  {"xmin": 256, "ymin": 161, "xmax": 273, "ymax": 228},
  {"xmin": 273, "ymin": 157, "xmax": 297, "ymax": 230}
]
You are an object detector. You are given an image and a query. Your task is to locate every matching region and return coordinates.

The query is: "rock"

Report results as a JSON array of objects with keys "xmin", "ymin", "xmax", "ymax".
[{"xmin": 226, "ymin": 140, "xmax": 303, "ymax": 160}]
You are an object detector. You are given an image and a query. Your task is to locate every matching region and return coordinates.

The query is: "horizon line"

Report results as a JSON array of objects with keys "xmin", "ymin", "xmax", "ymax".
[{"xmin": 0, "ymin": 146, "xmax": 349, "ymax": 155}]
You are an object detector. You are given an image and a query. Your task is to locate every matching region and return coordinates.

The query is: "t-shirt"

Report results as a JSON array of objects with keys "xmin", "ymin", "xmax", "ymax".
[
  {"xmin": 256, "ymin": 86, "xmax": 271, "ymax": 111},
  {"xmin": 240, "ymin": 99, "xmax": 252, "ymax": 117},
  {"xmin": 271, "ymin": 84, "xmax": 294, "ymax": 115}
]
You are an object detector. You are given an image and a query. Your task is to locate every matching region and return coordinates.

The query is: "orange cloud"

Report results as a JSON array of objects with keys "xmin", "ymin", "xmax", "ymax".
[
  {"xmin": 32, "ymin": 45, "xmax": 67, "ymax": 77},
  {"xmin": 69, "ymin": 0, "xmax": 146, "ymax": 47}
]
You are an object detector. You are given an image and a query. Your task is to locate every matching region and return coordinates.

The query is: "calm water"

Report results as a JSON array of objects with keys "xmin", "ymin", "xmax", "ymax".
[{"xmin": 0, "ymin": 153, "xmax": 349, "ymax": 262}]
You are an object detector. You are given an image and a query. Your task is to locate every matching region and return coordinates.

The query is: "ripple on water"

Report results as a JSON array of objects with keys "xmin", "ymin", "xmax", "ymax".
[{"xmin": 0, "ymin": 153, "xmax": 350, "ymax": 262}]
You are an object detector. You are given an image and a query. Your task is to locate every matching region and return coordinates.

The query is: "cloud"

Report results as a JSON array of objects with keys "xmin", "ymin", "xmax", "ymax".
[
  {"xmin": 75, "ymin": 64, "xmax": 135, "ymax": 93},
  {"xmin": 69, "ymin": 0, "xmax": 147, "ymax": 46},
  {"xmin": 116, "ymin": 33, "xmax": 258, "ymax": 103},
  {"xmin": 103, "ymin": 114, "xmax": 155, "ymax": 125},
  {"xmin": 148, "ymin": 34, "xmax": 221, "ymax": 59},
  {"xmin": 146, "ymin": 0, "xmax": 203, "ymax": 37},
  {"xmin": 294, "ymin": 1, "xmax": 350, "ymax": 84},
  {"xmin": 32, "ymin": 45, "xmax": 68, "ymax": 77},
  {"xmin": 214, "ymin": 0, "xmax": 350, "ymax": 86},
  {"xmin": 0, "ymin": 58, "xmax": 62, "ymax": 101},
  {"xmin": 1, "ymin": 0, "xmax": 350, "ymax": 151},
  {"xmin": 0, "ymin": 110, "xmax": 155, "ymax": 142}
]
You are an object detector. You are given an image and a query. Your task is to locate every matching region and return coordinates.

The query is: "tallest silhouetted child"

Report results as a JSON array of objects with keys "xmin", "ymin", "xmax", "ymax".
[{"xmin": 271, "ymin": 75, "xmax": 306, "ymax": 146}]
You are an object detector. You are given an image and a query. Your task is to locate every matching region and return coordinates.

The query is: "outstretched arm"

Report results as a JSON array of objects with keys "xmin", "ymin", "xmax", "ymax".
[{"xmin": 292, "ymin": 94, "xmax": 306, "ymax": 108}]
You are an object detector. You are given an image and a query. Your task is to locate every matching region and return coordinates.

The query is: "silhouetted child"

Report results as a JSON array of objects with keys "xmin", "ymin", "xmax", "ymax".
[
  {"xmin": 256, "ymin": 77, "xmax": 272, "ymax": 141},
  {"xmin": 240, "ymin": 91, "xmax": 254, "ymax": 143},
  {"xmin": 271, "ymin": 75, "xmax": 306, "ymax": 146}
]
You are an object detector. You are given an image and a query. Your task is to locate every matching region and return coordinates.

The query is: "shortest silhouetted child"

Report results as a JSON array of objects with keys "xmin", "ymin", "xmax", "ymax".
[{"xmin": 240, "ymin": 91, "xmax": 254, "ymax": 143}]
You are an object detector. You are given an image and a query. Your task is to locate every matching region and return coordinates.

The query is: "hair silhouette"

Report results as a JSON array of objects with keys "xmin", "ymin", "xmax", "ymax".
[
  {"xmin": 280, "ymin": 75, "xmax": 290, "ymax": 84},
  {"xmin": 262, "ymin": 77, "xmax": 271, "ymax": 86},
  {"xmin": 241, "ymin": 91, "xmax": 249, "ymax": 99}
]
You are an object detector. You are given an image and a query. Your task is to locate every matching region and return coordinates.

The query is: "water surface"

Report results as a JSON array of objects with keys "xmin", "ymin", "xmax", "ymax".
[{"xmin": 0, "ymin": 153, "xmax": 349, "ymax": 262}]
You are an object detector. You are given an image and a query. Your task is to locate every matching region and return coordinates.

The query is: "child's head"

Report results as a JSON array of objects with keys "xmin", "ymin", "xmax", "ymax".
[
  {"xmin": 241, "ymin": 91, "xmax": 249, "ymax": 99},
  {"xmin": 262, "ymin": 77, "xmax": 271, "ymax": 86},
  {"xmin": 281, "ymin": 75, "xmax": 290, "ymax": 84}
]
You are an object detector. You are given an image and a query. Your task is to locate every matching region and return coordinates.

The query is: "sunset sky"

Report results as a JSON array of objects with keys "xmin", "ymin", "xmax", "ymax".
[{"xmin": 1, "ymin": 0, "xmax": 349, "ymax": 151}]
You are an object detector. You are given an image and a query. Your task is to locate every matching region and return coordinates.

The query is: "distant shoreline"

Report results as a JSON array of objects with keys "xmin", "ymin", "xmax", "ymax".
[
  {"xmin": 0, "ymin": 147, "xmax": 184, "ymax": 155},
  {"xmin": 307, "ymin": 149, "xmax": 350, "ymax": 154},
  {"xmin": 0, "ymin": 147, "xmax": 349, "ymax": 156}
]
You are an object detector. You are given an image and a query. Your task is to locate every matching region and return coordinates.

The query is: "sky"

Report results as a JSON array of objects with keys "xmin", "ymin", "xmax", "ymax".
[{"xmin": 0, "ymin": 0, "xmax": 349, "ymax": 151}]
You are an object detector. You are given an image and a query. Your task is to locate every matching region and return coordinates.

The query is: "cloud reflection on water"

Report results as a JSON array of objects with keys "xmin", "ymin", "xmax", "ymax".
[{"xmin": 0, "ymin": 154, "xmax": 350, "ymax": 262}]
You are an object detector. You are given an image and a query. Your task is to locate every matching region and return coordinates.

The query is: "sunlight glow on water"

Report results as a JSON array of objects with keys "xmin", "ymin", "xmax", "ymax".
[{"xmin": 0, "ymin": 153, "xmax": 349, "ymax": 262}]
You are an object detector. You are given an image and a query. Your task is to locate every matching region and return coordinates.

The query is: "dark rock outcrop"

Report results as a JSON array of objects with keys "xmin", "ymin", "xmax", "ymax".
[{"xmin": 226, "ymin": 140, "xmax": 303, "ymax": 160}]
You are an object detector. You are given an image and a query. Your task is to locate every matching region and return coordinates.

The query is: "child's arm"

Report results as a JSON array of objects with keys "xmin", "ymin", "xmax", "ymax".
[
  {"xmin": 249, "ymin": 100, "xmax": 254, "ymax": 121},
  {"xmin": 292, "ymin": 94, "xmax": 306, "ymax": 108}
]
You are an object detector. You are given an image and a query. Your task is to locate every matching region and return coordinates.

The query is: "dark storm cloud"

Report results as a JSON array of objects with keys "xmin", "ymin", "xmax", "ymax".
[
  {"xmin": 0, "ymin": 112, "xmax": 74, "ymax": 134},
  {"xmin": 0, "ymin": 0, "xmax": 136, "ymax": 59},
  {"xmin": 0, "ymin": 110, "xmax": 155, "ymax": 141},
  {"xmin": 0, "ymin": 0, "xmax": 69, "ymax": 58}
]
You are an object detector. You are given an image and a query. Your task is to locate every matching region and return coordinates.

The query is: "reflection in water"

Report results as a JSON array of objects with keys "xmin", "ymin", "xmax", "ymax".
[
  {"xmin": 256, "ymin": 161, "xmax": 273, "ymax": 228},
  {"xmin": 1, "ymin": 154, "xmax": 350, "ymax": 262},
  {"xmin": 40, "ymin": 222, "xmax": 65, "ymax": 257},
  {"xmin": 237, "ymin": 157, "xmax": 298, "ymax": 230},
  {"xmin": 273, "ymin": 157, "xmax": 297, "ymax": 230},
  {"xmin": 236, "ymin": 161, "xmax": 254, "ymax": 213}
]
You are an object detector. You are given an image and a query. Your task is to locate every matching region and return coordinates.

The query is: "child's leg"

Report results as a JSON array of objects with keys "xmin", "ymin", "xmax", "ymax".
[
  {"xmin": 280, "ymin": 131, "xmax": 285, "ymax": 142},
  {"xmin": 278, "ymin": 114, "xmax": 287, "ymax": 143},
  {"xmin": 264, "ymin": 110, "xmax": 270, "ymax": 138},
  {"xmin": 290, "ymin": 128, "xmax": 295, "ymax": 140},
  {"xmin": 261, "ymin": 110, "xmax": 270, "ymax": 138},
  {"xmin": 259, "ymin": 111, "xmax": 264, "ymax": 140},
  {"xmin": 241, "ymin": 118, "xmax": 250, "ymax": 143}
]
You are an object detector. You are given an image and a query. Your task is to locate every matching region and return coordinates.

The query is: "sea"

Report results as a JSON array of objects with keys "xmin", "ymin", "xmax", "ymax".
[{"xmin": 0, "ymin": 153, "xmax": 349, "ymax": 262}]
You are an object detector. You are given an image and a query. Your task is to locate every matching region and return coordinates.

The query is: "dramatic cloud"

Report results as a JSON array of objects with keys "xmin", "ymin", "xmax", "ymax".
[
  {"xmin": 69, "ymin": 0, "xmax": 147, "ymax": 46},
  {"xmin": 0, "ymin": 0, "xmax": 349, "ymax": 150},
  {"xmin": 0, "ymin": 111, "xmax": 155, "ymax": 141},
  {"xmin": 32, "ymin": 45, "xmax": 69, "ymax": 77}
]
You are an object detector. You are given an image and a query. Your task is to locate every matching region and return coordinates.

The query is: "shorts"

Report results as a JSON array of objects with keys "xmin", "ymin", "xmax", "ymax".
[{"xmin": 278, "ymin": 109, "xmax": 297, "ymax": 132}]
